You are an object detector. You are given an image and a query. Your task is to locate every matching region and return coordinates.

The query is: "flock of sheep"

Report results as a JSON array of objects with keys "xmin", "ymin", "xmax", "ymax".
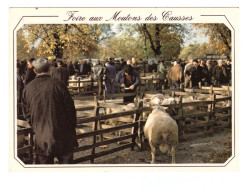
[
  {"xmin": 105, "ymin": 93, "xmax": 211, "ymax": 164},
  {"xmin": 18, "ymin": 92, "xmax": 229, "ymax": 164}
]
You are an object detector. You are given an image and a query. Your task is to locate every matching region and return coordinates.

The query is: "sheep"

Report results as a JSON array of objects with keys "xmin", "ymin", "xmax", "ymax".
[
  {"xmin": 123, "ymin": 103, "xmax": 136, "ymax": 112},
  {"xmin": 144, "ymin": 106, "xmax": 178, "ymax": 164},
  {"xmin": 106, "ymin": 107, "xmax": 125, "ymax": 126},
  {"xmin": 160, "ymin": 97, "xmax": 176, "ymax": 105},
  {"xmin": 150, "ymin": 94, "xmax": 165, "ymax": 106}
]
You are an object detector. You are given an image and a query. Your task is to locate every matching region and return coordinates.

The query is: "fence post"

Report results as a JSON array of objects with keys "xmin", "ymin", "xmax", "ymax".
[
  {"xmin": 90, "ymin": 77, "xmax": 94, "ymax": 92},
  {"xmin": 161, "ymin": 85, "xmax": 165, "ymax": 93},
  {"xmin": 172, "ymin": 91, "xmax": 175, "ymax": 97},
  {"xmin": 209, "ymin": 85, "xmax": 213, "ymax": 95},
  {"xmin": 78, "ymin": 77, "xmax": 81, "ymax": 93},
  {"xmin": 177, "ymin": 96, "xmax": 184, "ymax": 136},
  {"xmin": 138, "ymin": 115, "xmax": 144, "ymax": 151},
  {"xmin": 27, "ymin": 131, "xmax": 34, "ymax": 164},
  {"xmin": 135, "ymin": 87, "xmax": 139, "ymax": 103},
  {"xmin": 198, "ymin": 82, "xmax": 202, "ymax": 89},
  {"xmin": 210, "ymin": 93, "xmax": 216, "ymax": 133},
  {"xmin": 189, "ymin": 80, "xmax": 192, "ymax": 88},
  {"xmin": 226, "ymin": 85, "xmax": 232, "ymax": 126},
  {"xmin": 131, "ymin": 101, "xmax": 142, "ymax": 151},
  {"xmin": 91, "ymin": 94, "xmax": 99, "ymax": 163},
  {"xmin": 103, "ymin": 89, "xmax": 106, "ymax": 103}
]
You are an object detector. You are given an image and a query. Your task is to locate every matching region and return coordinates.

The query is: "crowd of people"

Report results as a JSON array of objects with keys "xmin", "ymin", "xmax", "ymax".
[
  {"xmin": 16, "ymin": 56, "xmax": 232, "ymax": 164},
  {"xmin": 17, "ymin": 56, "xmax": 232, "ymax": 116}
]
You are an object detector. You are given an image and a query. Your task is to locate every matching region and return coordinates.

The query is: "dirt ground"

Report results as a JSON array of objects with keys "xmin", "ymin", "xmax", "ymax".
[
  {"xmin": 73, "ymin": 99, "xmax": 232, "ymax": 164},
  {"xmin": 74, "ymin": 124, "xmax": 232, "ymax": 165}
]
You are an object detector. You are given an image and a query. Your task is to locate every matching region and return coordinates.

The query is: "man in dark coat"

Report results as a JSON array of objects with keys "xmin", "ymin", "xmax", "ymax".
[
  {"xmin": 22, "ymin": 58, "xmax": 78, "ymax": 164},
  {"xmin": 83, "ymin": 60, "xmax": 92, "ymax": 75},
  {"xmin": 115, "ymin": 65, "xmax": 140, "ymax": 103},
  {"xmin": 67, "ymin": 61, "xmax": 75, "ymax": 76},
  {"xmin": 200, "ymin": 60, "xmax": 209, "ymax": 86},
  {"xmin": 105, "ymin": 61, "xmax": 116, "ymax": 95},
  {"xmin": 78, "ymin": 60, "xmax": 91, "ymax": 76},
  {"xmin": 212, "ymin": 59, "xmax": 229, "ymax": 86},
  {"xmin": 51, "ymin": 60, "xmax": 69, "ymax": 86},
  {"xmin": 205, "ymin": 59, "xmax": 213, "ymax": 86},
  {"xmin": 25, "ymin": 58, "xmax": 36, "ymax": 86},
  {"xmin": 186, "ymin": 59, "xmax": 203, "ymax": 87}
]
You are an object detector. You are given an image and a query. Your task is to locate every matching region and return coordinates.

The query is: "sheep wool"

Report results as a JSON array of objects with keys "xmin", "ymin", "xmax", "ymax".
[{"xmin": 144, "ymin": 106, "xmax": 178, "ymax": 164}]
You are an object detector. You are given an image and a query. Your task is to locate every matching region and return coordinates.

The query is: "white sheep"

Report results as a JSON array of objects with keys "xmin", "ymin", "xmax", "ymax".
[
  {"xmin": 150, "ymin": 94, "xmax": 165, "ymax": 106},
  {"xmin": 106, "ymin": 107, "xmax": 125, "ymax": 126},
  {"xmin": 144, "ymin": 106, "xmax": 178, "ymax": 164},
  {"xmin": 161, "ymin": 97, "xmax": 176, "ymax": 105}
]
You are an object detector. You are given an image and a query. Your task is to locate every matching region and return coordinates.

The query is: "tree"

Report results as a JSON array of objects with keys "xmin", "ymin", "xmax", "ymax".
[
  {"xmin": 97, "ymin": 34, "xmax": 149, "ymax": 60},
  {"xmin": 193, "ymin": 23, "xmax": 231, "ymax": 57},
  {"xmin": 21, "ymin": 24, "xmax": 114, "ymax": 60},
  {"xmin": 17, "ymin": 28, "xmax": 30, "ymax": 60},
  {"xmin": 179, "ymin": 43, "xmax": 221, "ymax": 61},
  {"xmin": 126, "ymin": 24, "xmax": 188, "ymax": 60}
]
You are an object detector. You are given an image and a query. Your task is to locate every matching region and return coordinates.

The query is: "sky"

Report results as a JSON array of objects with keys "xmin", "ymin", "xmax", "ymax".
[{"xmin": 183, "ymin": 24, "xmax": 209, "ymax": 46}]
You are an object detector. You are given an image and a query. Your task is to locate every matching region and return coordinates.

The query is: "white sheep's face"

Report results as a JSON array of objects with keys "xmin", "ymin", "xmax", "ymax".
[{"xmin": 152, "ymin": 97, "xmax": 164, "ymax": 106}]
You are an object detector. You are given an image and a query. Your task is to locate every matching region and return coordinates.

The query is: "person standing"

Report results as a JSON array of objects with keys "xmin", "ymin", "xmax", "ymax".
[
  {"xmin": 105, "ymin": 61, "xmax": 116, "ymax": 95},
  {"xmin": 212, "ymin": 59, "xmax": 229, "ymax": 86},
  {"xmin": 205, "ymin": 59, "xmax": 213, "ymax": 85},
  {"xmin": 184, "ymin": 59, "xmax": 194, "ymax": 88},
  {"xmin": 22, "ymin": 58, "xmax": 78, "ymax": 164},
  {"xmin": 200, "ymin": 60, "xmax": 209, "ymax": 86},
  {"xmin": 157, "ymin": 60, "xmax": 167, "ymax": 88},
  {"xmin": 225, "ymin": 58, "xmax": 232, "ymax": 84},
  {"xmin": 25, "ymin": 58, "xmax": 36, "ymax": 86},
  {"xmin": 67, "ymin": 60, "xmax": 75, "ymax": 76},
  {"xmin": 188, "ymin": 59, "xmax": 203, "ymax": 87},
  {"xmin": 167, "ymin": 60, "xmax": 183, "ymax": 89},
  {"xmin": 115, "ymin": 65, "xmax": 140, "ymax": 103},
  {"xmin": 51, "ymin": 60, "xmax": 70, "ymax": 86},
  {"xmin": 92, "ymin": 61, "xmax": 105, "ymax": 96},
  {"xmin": 121, "ymin": 58, "xmax": 127, "ymax": 68}
]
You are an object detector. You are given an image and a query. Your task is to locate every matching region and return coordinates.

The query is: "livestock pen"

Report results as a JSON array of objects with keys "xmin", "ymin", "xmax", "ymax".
[{"xmin": 16, "ymin": 85, "xmax": 232, "ymax": 164}]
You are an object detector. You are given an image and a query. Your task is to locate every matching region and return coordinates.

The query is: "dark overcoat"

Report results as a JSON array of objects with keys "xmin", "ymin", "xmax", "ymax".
[{"xmin": 22, "ymin": 74, "xmax": 77, "ymax": 156}]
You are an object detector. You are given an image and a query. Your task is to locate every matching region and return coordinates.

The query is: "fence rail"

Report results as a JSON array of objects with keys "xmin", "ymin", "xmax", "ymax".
[{"xmin": 16, "ymin": 85, "xmax": 232, "ymax": 164}]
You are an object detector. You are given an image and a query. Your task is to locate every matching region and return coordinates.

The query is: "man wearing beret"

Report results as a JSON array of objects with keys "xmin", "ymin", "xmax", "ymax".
[{"xmin": 21, "ymin": 58, "xmax": 78, "ymax": 164}]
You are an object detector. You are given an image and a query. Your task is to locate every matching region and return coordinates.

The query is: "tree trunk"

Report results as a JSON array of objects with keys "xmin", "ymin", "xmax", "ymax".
[{"xmin": 142, "ymin": 24, "xmax": 162, "ymax": 58}]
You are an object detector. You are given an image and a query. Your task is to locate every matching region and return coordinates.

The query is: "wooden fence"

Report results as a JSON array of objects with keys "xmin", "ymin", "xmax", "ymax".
[
  {"xmin": 17, "ymin": 120, "xmax": 34, "ymax": 164},
  {"xmin": 16, "ymin": 87, "xmax": 231, "ymax": 164},
  {"xmin": 68, "ymin": 77, "xmax": 98, "ymax": 96},
  {"xmin": 73, "ymin": 97, "xmax": 149, "ymax": 163}
]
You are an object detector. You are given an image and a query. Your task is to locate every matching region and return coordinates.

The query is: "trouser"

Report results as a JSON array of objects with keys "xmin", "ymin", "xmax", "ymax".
[
  {"xmin": 105, "ymin": 80, "xmax": 115, "ymax": 94},
  {"xmin": 184, "ymin": 75, "xmax": 191, "ymax": 88},
  {"xmin": 97, "ymin": 79, "xmax": 103, "ymax": 96},
  {"xmin": 171, "ymin": 81, "xmax": 180, "ymax": 89},
  {"xmin": 36, "ymin": 146, "xmax": 74, "ymax": 164},
  {"xmin": 123, "ymin": 89, "xmax": 135, "ymax": 103},
  {"xmin": 159, "ymin": 79, "xmax": 165, "ymax": 89}
]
